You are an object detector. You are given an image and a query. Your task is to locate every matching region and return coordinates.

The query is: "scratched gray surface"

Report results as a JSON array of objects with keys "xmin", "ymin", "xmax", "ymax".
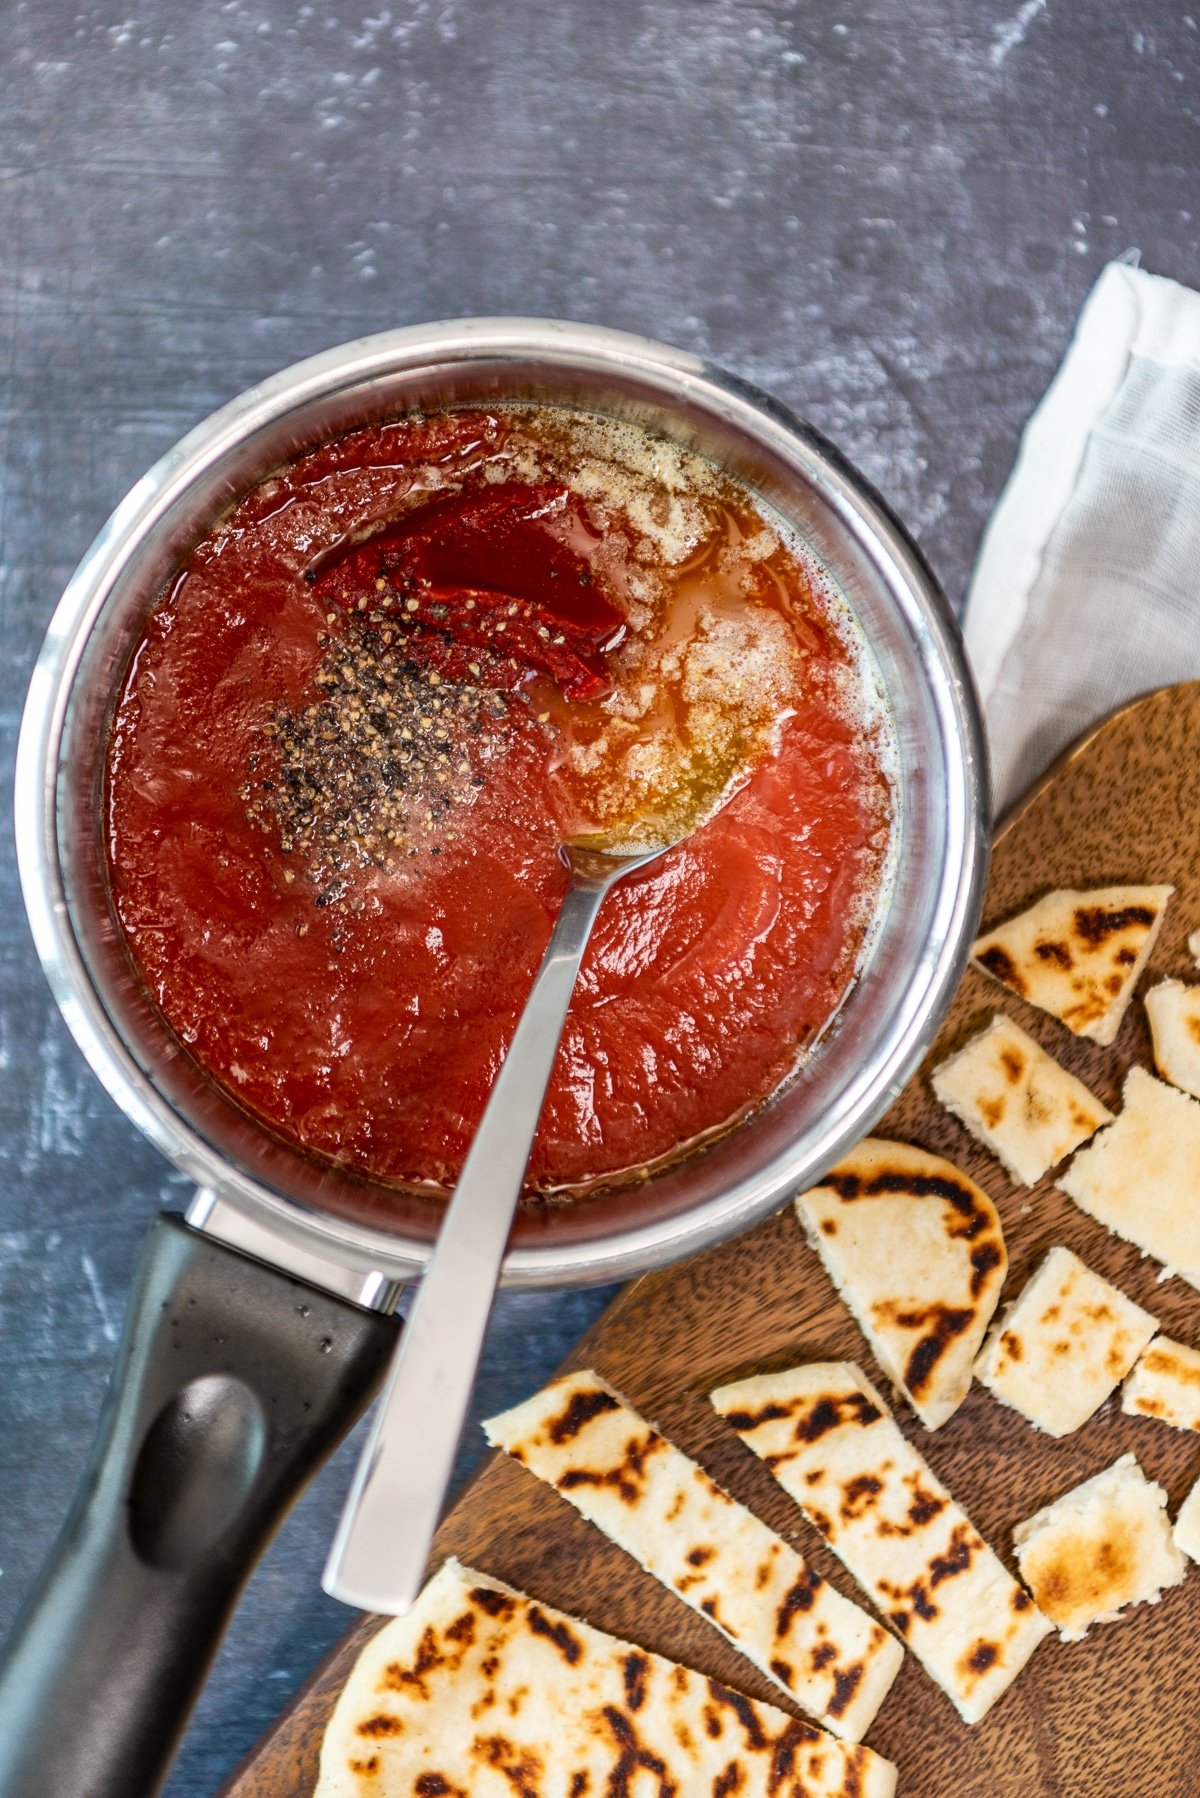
[{"xmin": 2, "ymin": 1, "xmax": 1198, "ymax": 1791}]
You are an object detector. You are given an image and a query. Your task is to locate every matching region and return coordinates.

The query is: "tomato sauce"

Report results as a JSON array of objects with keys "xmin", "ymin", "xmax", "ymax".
[{"xmin": 105, "ymin": 408, "xmax": 893, "ymax": 1195}]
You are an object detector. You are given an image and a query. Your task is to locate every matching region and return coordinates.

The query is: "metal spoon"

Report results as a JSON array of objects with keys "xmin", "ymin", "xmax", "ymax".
[{"xmin": 322, "ymin": 836, "xmax": 674, "ymax": 1615}]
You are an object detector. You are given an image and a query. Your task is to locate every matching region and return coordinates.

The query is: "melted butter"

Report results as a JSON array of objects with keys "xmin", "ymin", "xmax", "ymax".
[{"xmin": 537, "ymin": 507, "xmax": 802, "ymax": 851}]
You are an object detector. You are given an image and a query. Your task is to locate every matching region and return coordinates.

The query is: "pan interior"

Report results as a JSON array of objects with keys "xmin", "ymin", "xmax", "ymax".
[{"xmin": 36, "ymin": 324, "xmax": 980, "ymax": 1285}]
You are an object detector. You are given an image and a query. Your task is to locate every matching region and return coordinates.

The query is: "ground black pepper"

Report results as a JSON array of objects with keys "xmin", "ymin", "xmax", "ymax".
[{"xmin": 242, "ymin": 620, "xmax": 512, "ymax": 895}]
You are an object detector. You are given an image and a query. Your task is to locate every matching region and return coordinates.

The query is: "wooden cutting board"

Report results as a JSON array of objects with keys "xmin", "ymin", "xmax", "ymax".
[{"xmin": 224, "ymin": 682, "xmax": 1200, "ymax": 1798}]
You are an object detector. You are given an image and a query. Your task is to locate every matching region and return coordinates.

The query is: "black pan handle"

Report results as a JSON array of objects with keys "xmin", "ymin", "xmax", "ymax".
[{"xmin": 0, "ymin": 1211, "xmax": 399, "ymax": 1798}]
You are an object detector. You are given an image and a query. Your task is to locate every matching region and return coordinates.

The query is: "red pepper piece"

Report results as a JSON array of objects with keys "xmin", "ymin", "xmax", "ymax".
[
  {"xmin": 384, "ymin": 589, "xmax": 610, "ymax": 700},
  {"xmin": 311, "ymin": 482, "xmax": 624, "ymax": 700},
  {"xmin": 306, "ymin": 411, "xmax": 507, "ymax": 479}
]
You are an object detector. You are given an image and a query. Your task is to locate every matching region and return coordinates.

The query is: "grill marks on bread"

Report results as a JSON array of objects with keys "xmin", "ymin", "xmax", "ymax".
[
  {"xmin": 1121, "ymin": 1333, "xmax": 1200, "ymax": 1432},
  {"xmin": 796, "ymin": 1141, "xmax": 1007, "ymax": 1429},
  {"xmin": 485, "ymin": 1370, "xmax": 901, "ymax": 1742},
  {"xmin": 315, "ymin": 1560, "xmax": 898, "ymax": 1798},
  {"xmin": 711, "ymin": 1362, "xmax": 1051, "ymax": 1725},
  {"xmin": 971, "ymin": 885, "xmax": 1172, "ymax": 1045},
  {"xmin": 549, "ymin": 1386, "xmax": 620, "ymax": 1444}
]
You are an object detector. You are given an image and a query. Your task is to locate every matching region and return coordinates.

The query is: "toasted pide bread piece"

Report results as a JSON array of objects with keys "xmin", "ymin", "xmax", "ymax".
[
  {"xmin": 484, "ymin": 1370, "xmax": 901, "ymax": 1742},
  {"xmin": 973, "ymin": 1246, "xmax": 1156, "ymax": 1438},
  {"xmin": 931, "ymin": 1014, "xmax": 1112, "ymax": 1185},
  {"xmin": 971, "ymin": 884, "xmax": 1172, "ymax": 1045},
  {"xmin": 1188, "ymin": 926, "xmax": 1200, "ymax": 967},
  {"xmin": 1173, "ymin": 1474, "xmax": 1200, "ymax": 1564},
  {"xmin": 1121, "ymin": 1334, "xmax": 1200, "ymax": 1432},
  {"xmin": 1013, "ymin": 1455, "xmax": 1186, "ymax": 1641},
  {"xmin": 795, "ymin": 1138, "xmax": 1007, "ymax": 1429},
  {"xmin": 1059, "ymin": 1066, "xmax": 1200, "ymax": 1289},
  {"xmin": 711, "ymin": 1361, "xmax": 1051, "ymax": 1725},
  {"xmin": 1144, "ymin": 978, "xmax": 1200, "ymax": 1099},
  {"xmin": 315, "ymin": 1559, "xmax": 899, "ymax": 1798}
]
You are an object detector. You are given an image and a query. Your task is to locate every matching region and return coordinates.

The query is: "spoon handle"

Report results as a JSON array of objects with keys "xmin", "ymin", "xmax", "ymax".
[{"xmin": 322, "ymin": 866, "xmax": 610, "ymax": 1615}]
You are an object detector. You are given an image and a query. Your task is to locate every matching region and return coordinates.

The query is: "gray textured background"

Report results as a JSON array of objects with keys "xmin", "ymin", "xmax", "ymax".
[{"xmin": 1, "ymin": 1, "xmax": 1197, "ymax": 1791}]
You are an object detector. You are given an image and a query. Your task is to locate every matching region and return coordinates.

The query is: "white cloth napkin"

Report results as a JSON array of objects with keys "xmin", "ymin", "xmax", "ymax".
[{"xmin": 964, "ymin": 259, "xmax": 1200, "ymax": 812}]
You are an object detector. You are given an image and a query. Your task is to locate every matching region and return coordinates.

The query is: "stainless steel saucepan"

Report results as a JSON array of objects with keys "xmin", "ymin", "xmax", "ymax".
[{"xmin": 0, "ymin": 319, "xmax": 987, "ymax": 1797}]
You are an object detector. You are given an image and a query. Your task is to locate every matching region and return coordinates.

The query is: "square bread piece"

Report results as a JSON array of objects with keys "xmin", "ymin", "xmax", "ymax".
[
  {"xmin": 1122, "ymin": 1335, "xmax": 1200, "ymax": 1432},
  {"xmin": 1013, "ymin": 1454, "xmax": 1186, "ymax": 1641},
  {"xmin": 484, "ymin": 1370, "xmax": 902, "ymax": 1742},
  {"xmin": 971, "ymin": 884, "xmax": 1172, "ymax": 1046},
  {"xmin": 1144, "ymin": 978, "xmax": 1200, "ymax": 1099},
  {"xmin": 314, "ymin": 1559, "xmax": 899, "ymax": 1798},
  {"xmin": 712, "ymin": 1361, "xmax": 1052, "ymax": 1725},
  {"xmin": 1059, "ymin": 1065, "xmax": 1200, "ymax": 1289},
  {"xmin": 974, "ymin": 1246, "xmax": 1157, "ymax": 1438},
  {"xmin": 1173, "ymin": 1473, "xmax": 1200, "ymax": 1564},
  {"xmin": 931, "ymin": 1013, "xmax": 1112, "ymax": 1185}
]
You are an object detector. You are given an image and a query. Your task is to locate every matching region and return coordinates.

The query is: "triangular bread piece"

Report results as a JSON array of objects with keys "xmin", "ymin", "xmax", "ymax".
[
  {"xmin": 971, "ymin": 884, "xmax": 1172, "ymax": 1045},
  {"xmin": 711, "ymin": 1362, "xmax": 1052, "ymax": 1724},
  {"xmin": 484, "ymin": 1369, "xmax": 901, "ymax": 1741},
  {"xmin": 1144, "ymin": 978, "xmax": 1200, "ymax": 1098},
  {"xmin": 316, "ymin": 1559, "xmax": 899, "ymax": 1797},
  {"xmin": 795, "ymin": 1138, "xmax": 1007, "ymax": 1428}
]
